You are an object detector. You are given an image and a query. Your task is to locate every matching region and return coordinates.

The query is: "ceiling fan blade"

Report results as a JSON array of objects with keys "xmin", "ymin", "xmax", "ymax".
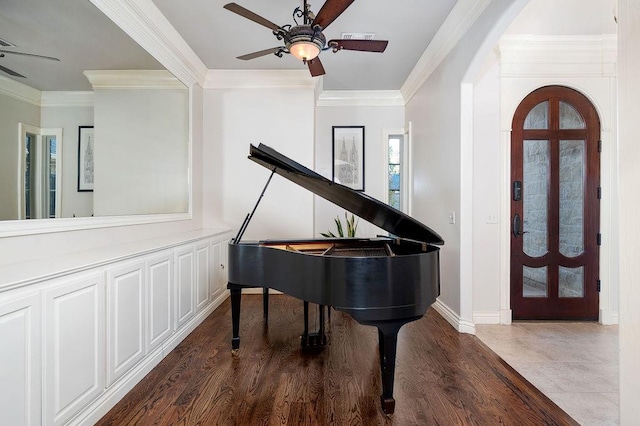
[
  {"xmin": 0, "ymin": 64, "xmax": 26, "ymax": 78},
  {"xmin": 237, "ymin": 47, "xmax": 282, "ymax": 61},
  {"xmin": 0, "ymin": 49, "xmax": 60, "ymax": 61},
  {"xmin": 307, "ymin": 57, "xmax": 325, "ymax": 77},
  {"xmin": 223, "ymin": 3, "xmax": 281, "ymax": 31},
  {"xmin": 311, "ymin": 0, "xmax": 355, "ymax": 30},
  {"xmin": 328, "ymin": 39, "xmax": 388, "ymax": 53}
]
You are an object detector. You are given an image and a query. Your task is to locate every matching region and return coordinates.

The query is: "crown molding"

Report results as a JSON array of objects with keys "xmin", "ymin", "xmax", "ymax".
[
  {"xmin": 316, "ymin": 90, "xmax": 405, "ymax": 107},
  {"xmin": 84, "ymin": 70, "xmax": 186, "ymax": 89},
  {"xmin": 41, "ymin": 91, "xmax": 94, "ymax": 108},
  {"xmin": 88, "ymin": 0, "xmax": 208, "ymax": 87},
  {"xmin": 0, "ymin": 74, "xmax": 42, "ymax": 106},
  {"xmin": 499, "ymin": 34, "xmax": 618, "ymax": 77},
  {"xmin": 401, "ymin": 0, "xmax": 491, "ymax": 103},
  {"xmin": 0, "ymin": 77, "xmax": 94, "ymax": 107},
  {"xmin": 204, "ymin": 69, "xmax": 320, "ymax": 90}
]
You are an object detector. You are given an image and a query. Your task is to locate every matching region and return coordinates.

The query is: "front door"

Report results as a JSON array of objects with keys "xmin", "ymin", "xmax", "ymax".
[{"xmin": 510, "ymin": 86, "xmax": 600, "ymax": 320}]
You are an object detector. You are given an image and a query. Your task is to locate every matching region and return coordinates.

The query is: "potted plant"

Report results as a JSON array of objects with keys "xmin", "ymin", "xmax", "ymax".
[{"xmin": 321, "ymin": 212, "xmax": 358, "ymax": 237}]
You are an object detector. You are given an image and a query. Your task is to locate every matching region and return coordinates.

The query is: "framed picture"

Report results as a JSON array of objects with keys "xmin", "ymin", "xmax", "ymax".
[
  {"xmin": 77, "ymin": 126, "xmax": 95, "ymax": 192},
  {"xmin": 332, "ymin": 126, "xmax": 365, "ymax": 191}
]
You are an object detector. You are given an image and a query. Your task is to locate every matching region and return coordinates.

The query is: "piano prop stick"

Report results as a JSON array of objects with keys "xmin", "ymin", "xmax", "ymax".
[{"xmin": 227, "ymin": 144, "xmax": 443, "ymax": 414}]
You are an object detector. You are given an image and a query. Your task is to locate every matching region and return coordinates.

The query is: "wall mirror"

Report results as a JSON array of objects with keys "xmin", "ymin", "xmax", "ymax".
[{"xmin": 0, "ymin": 0, "xmax": 190, "ymax": 234}]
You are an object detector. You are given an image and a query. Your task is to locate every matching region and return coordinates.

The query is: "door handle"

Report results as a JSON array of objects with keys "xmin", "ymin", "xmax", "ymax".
[{"xmin": 513, "ymin": 214, "xmax": 522, "ymax": 238}]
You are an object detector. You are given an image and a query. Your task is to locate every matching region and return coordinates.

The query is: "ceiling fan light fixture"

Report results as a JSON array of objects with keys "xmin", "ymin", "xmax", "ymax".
[
  {"xmin": 285, "ymin": 25, "xmax": 325, "ymax": 62},
  {"xmin": 289, "ymin": 41, "xmax": 320, "ymax": 61}
]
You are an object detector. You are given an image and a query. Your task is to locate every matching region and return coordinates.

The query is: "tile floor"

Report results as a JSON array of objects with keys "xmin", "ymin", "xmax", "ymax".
[{"xmin": 476, "ymin": 322, "xmax": 619, "ymax": 426}]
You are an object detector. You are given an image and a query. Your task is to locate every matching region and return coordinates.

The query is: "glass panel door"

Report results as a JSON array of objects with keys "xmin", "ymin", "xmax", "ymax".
[
  {"xmin": 522, "ymin": 140, "xmax": 549, "ymax": 259},
  {"xmin": 510, "ymin": 86, "xmax": 600, "ymax": 320}
]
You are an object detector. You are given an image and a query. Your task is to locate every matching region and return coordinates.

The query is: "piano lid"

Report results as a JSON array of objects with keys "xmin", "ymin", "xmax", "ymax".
[{"xmin": 248, "ymin": 143, "xmax": 444, "ymax": 245}]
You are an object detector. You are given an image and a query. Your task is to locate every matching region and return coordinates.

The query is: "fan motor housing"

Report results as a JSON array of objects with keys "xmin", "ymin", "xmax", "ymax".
[{"xmin": 285, "ymin": 25, "xmax": 326, "ymax": 52}]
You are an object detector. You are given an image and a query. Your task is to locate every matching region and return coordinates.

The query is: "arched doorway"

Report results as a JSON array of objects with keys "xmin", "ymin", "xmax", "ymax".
[{"xmin": 510, "ymin": 85, "xmax": 600, "ymax": 320}]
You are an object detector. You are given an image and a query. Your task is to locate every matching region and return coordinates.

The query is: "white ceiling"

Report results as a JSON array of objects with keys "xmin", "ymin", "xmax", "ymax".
[
  {"xmin": 152, "ymin": 0, "xmax": 457, "ymax": 90},
  {"xmin": 0, "ymin": 0, "xmax": 617, "ymax": 93},
  {"xmin": 0, "ymin": 0, "xmax": 456, "ymax": 92},
  {"xmin": 0, "ymin": 0, "xmax": 162, "ymax": 91}
]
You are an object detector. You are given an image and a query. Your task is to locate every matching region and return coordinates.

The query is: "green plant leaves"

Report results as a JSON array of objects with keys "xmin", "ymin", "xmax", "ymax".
[{"xmin": 321, "ymin": 212, "xmax": 358, "ymax": 238}]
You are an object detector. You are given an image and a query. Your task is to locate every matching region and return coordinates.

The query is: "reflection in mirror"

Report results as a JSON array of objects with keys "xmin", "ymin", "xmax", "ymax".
[
  {"xmin": 0, "ymin": 0, "xmax": 189, "ymax": 223},
  {"xmin": 18, "ymin": 124, "xmax": 63, "ymax": 220}
]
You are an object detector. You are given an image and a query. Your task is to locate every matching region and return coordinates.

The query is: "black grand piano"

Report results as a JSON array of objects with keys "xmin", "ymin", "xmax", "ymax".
[{"xmin": 227, "ymin": 143, "xmax": 443, "ymax": 414}]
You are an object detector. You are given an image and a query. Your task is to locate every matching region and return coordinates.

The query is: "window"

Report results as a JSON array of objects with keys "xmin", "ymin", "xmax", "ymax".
[
  {"xmin": 388, "ymin": 136, "xmax": 402, "ymax": 210},
  {"xmin": 385, "ymin": 129, "xmax": 412, "ymax": 214},
  {"xmin": 19, "ymin": 124, "xmax": 62, "ymax": 219},
  {"xmin": 45, "ymin": 135, "xmax": 58, "ymax": 218},
  {"xmin": 24, "ymin": 133, "xmax": 34, "ymax": 219}
]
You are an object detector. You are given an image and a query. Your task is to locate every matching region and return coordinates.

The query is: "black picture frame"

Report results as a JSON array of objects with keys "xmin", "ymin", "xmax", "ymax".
[
  {"xmin": 77, "ymin": 126, "xmax": 95, "ymax": 192},
  {"xmin": 332, "ymin": 126, "xmax": 365, "ymax": 191}
]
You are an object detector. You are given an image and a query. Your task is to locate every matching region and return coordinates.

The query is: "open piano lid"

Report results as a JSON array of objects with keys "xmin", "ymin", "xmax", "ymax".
[{"xmin": 249, "ymin": 144, "xmax": 444, "ymax": 245}]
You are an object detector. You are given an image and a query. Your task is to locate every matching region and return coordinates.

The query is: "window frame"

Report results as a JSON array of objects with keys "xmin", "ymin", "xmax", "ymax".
[
  {"xmin": 18, "ymin": 123, "xmax": 63, "ymax": 220},
  {"xmin": 383, "ymin": 127, "xmax": 411, "ymax": 214}
]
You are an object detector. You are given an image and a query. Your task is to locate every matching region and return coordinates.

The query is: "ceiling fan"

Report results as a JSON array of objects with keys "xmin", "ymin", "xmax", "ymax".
[
  {"xmin": 223, "ymin": 0, "xmax": 388, "ymax": 77},
  {"xmin": 0, "ymin": 48, "xmax": 60, "ymax": 79}
]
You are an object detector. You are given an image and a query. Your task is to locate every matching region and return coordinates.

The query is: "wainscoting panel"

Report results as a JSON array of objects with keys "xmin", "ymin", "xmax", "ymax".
[
  {"xmin": 106, "ymin": 261, "xmax": 146, "ymax": 386},
  {"xmin": 146, "ymin": 252, "xmax": 173, "ymax": 353},
  {"xmin": 195, "ymin": 242, "xmax": 210, "ymax": 311},
  {"xmin": 175, "ymin": 245, "xmax": 195, "ymax": 329},
  {"xmin": 0, "ymin": 292, "xmax": 41, "ymax": 426},
  {"xmin": 44, "ymin": 273, "xmax": 105, "ymax": 426}
]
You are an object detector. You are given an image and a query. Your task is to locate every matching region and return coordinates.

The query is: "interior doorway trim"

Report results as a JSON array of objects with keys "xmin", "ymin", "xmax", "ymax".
[
  {"xmin": 499, "ymin": 84, "xmax": 616, "ymax": 324},
  {"xmin": 495, "ymin": 33, "xmax": 618, "ymax": 325}
]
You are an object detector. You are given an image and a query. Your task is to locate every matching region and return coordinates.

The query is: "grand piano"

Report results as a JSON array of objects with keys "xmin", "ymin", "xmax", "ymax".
[{"xmin": 227, "ymin": 143, "xmax": 443, "ymax": 414}]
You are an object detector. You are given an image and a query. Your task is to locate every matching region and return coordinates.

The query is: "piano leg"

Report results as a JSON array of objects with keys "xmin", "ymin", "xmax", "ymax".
[
  {"xmin": 302, "ymin": 301, "xmax": 310, "ymax": 346},
  {"xmin": 301, "ymin": 301, "xmax": 327, "ymax": 348},
  {"xmin": 319, "ymin": 304, "xmax": 326, "ymax": 345},
  {"xmin": 230, "ymin": 287, "xmax": 242, "ymax": 352},
  {"xmin": 376, "ymin": 323, "xmax": 403, "ymax": 415},
  {"xmin": 263, "ymin": 287, "xmax": 269, "ymax": 320}
]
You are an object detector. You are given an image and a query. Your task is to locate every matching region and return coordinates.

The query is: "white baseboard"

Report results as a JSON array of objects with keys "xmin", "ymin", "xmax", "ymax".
[
  {"xmin": 432, "ymin": 298, "xmax": 476, "ymax": 334},
  {"xmin": 70, "ymin": 347, "xmax": 165, "ymax": 426},
  {"xmin": 473, "ymin": 311, "xmax": 502, "ymax": 324},
  {"xmin": 163, "ymin": 290, "xmax": 229, "ymax": 354},
  {"xmin": 473, "ymin": 310, "xmax": 513, "ymax": 324},
  {"xmin": 70, "ymin": 292, "xmax": 230, "ymax": 426},
  {"xmin": 500, "ymin": 309, "xmax": 512, "ymax": 324},
  {"xmin": 600, "ymin": 308, "xmax": 619, "ymax": 325}
]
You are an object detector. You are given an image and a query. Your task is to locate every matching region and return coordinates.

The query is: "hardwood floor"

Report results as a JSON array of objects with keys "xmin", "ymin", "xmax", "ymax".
[{"xmin": 97, "ymin": 295, "xmax": 578, "ymax": 425}]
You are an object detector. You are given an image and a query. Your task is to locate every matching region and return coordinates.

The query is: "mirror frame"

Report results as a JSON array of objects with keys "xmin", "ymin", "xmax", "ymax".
[{"xmin": 0, "ymin": 0, "xmax": 206, "ymax": 238}]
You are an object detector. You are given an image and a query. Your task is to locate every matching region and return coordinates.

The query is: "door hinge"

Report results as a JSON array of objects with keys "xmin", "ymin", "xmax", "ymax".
[
  {"xmin": 597, "ymin": 233, "xmax": 602, "ymax": 245},
  {"xmin": 597, "ymin": 279, "xmax": 601, "ymax": 292},
  {"xmin": 598, "ymin": 140, "xmax": 602, "ymax": 153},
  {"xmin": 597, "ymin": 187, "xmax": 602, "ymax": 199}
]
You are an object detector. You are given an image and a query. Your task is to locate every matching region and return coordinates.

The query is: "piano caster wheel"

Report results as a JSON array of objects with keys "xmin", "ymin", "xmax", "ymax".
[
  {"xmin": 300, "ymin": 332, "xmax": 327, "ymax": 349},
  {"xmin": 380, "ymin": 396, "xmax": 395, "ymax": 414},
  {"xmin": 231, "ymin": 337, "xmax": 240, "ymax": 356}
]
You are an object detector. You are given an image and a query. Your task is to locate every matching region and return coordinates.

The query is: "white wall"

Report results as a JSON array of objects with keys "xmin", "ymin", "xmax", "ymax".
[
  {"xmin": 203, "ymin": 71, "xmax": 316, "ymax": 240},
  {"xmin": 0, "ymin": 84, "xmax": 205, "ymax": 267},
  {"xmin": 93, "ymin": 86, "xmax": 189, "ymax": 216},
  {"xmin": 0, "ymin": 92, "xmax": 40, "ymax": 220},
  {"xmin": 0, "ymin": 0, "xmax": 208, "ymax": 298},
  {"xmin": 314, "ymin": 102, "xmax": 404, "ymax": 237},
  {"xmin": 469, "ymin": 0, "xmax": 618, "ymax": 324},
  {"xmin": 471, "ymin": 52, "xmax": 502, "ymax": 319},
  {"xmin": 504, "ymin": 0, "xmax": 617, "ymax": 35},
  {"xmin": 617, "ymin": 0, "xmax": 640, "ymax": 422},
  {"xmin": 41, "ymin": 104, "xmax": 94, "ymax": 218},
  {"xmin": 405, "ymin": 0, "xmax": 527, "ymax": 328}
]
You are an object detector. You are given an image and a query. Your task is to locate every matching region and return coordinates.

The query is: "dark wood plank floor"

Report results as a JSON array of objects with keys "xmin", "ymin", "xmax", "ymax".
[{"xmin": 97, "ymin": 295, "xmax": 578, "ymax": 425}]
